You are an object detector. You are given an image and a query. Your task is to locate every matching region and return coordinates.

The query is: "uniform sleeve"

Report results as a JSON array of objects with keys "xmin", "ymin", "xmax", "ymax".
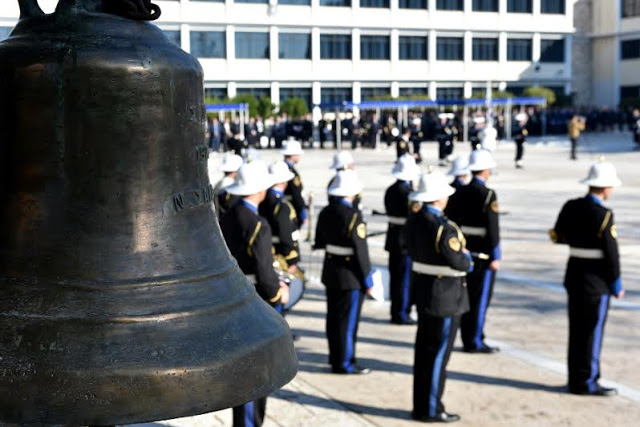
[
  {"xmin": 251, "ymin": 221, "xmax": 282, "ymax": 305},
  {"xmin": 313, "ymin": 209, "xmax": 327, "ymax": 250},
  {"xmin": 601, "ymin": 212, "xmax": 623, "ymax": 296},
  {"xmin": 438, "ymin": 225, "xmax": 472, "ymax": 272},
  {"xmin": 276, "ymin": 202, "xmax": 300, "ymax": 265},
  {"xmin": 486, "ymin": 190, "xmax": 501, "ymax": 260},
  {"xmin": 403, "ymin": 214, "xmax": 416, "ymax": 257},
  {"xmin": 550, "ymin": 202, "xmax": 569, "ymax": 244},
  {"xmin": 349, "ymin": 212, "xmax": 373, "ymax": 287},
  {"xmin": 288, "ymin": 175, "xmax": 308, "ymax": 222}
]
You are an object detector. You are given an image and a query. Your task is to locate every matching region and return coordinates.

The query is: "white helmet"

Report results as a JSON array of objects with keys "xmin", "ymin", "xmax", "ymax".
[
  {"xmin": 580, "ymin": 159, "xmax": 622, "ymax": 188},
  {"xmin": 226, "ymin": 160, "xmax": 276, "ymax": 196},
  {"xmin": 409, "ymin": 172, "xmax": 456, "ymax": 203},
  {"xmin": 269, "ymin": 161, "xmax": 296, "ymax": 185},
  {"xmin": 281, "ymin": 140, "xmax": 304, "ymax": 156},
  {"xmin": 469, "ymin": 149, "xmax": 497, "ymax": 172},
  {"xmin": 448, "ymin": 156, "xmax": 470, "ymax": 177},
  {"xmin": 392, "ymin": 154, "xmax": 420, "ymax": 182},
  {"xmin": 329, "ymin": 151, "xmax": 355, "ymax": 170},
  {"xmin": 220, "ymin": 153, "xmax": 244, "ymax": 173},
  {"xmin": 328, "ymin": 170, "xmax": 364, "ymax": 197}
]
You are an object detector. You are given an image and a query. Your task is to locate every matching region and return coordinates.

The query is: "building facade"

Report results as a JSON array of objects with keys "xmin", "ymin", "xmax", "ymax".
[{"xmin": 0, "ymin": 0, "xmax": 576, "ymax": 108}]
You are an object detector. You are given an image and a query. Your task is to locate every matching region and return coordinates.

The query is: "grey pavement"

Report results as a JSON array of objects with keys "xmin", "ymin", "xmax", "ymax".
[{"xmin": 132, "ymin": 132, "xmax": 640, "ymax": 426}]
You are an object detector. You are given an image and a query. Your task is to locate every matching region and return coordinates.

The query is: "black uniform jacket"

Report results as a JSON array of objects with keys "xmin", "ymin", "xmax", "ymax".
[
  {"xmin": 446, "ymin": 178, "xmax": 501, "ymax": 260},
  {"xmin": 384, "ymin": 180, "xmax": 412, "ymax": 254},
  {"xmin": 405, "ymin": 207, "xmax": 471, "ymax": 317},
  {"xmin": 284, "ymin": 163, "xmax": 306, "ymax": 224},
  {"xmin": 259, "ymin": 189, "xmax": 300, "ymax": 266},
  {"xmin": 220, "ymin": 202, "xmax": 282, "ymax": 305},
  {"xmin": 396, "ymin": 136, "xmax": 411, "ymax": 158},
  {"xmin": 551, "ymin": 195, "xmax": 621, "ymax": 296},
  {"xmin": 314, "ymin": 201, "xmax": 372, "ymax": 291}
]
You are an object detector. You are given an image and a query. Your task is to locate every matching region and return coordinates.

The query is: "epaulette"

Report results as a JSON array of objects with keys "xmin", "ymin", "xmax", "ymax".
[
  {"xmin": 597, "ymin": 211, "xmax": 611, "ymax": 239},
  {"xmin": 247, "ymin": 221, "xmax": 262, "ymax": 257},
  {"xmin": 348, "ymin": 212, "xmax": 359, "ymax": 236}
]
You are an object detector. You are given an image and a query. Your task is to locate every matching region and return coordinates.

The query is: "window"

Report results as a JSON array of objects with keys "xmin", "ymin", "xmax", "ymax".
[
  {"xmin": 506, "ymin": 84, "xmax": 526, "ymax": 96},
  {"xmin": 190, "ymin": 31, "xmax": 226, "ymax": 58},
  {"xmin": 540, "ymin": 39, "xmax": 565, "ymax": 63},
  {"xmin": 507, "ymin": 38, "xmax": 532, "ymax": 61},
  {"xmin": 399, "ymin": 36, "xmax": 428, "ymax": 60},
  {"xmin": 235, "ymin": 0, "xmax": 268, "ymax": 3},
  {"xmin": 280, "ymin": 88, "xmax": 312, "ymax": 110},
  {"xmin": 360, "ymin": 0, "xmax": 389, "ymax": 7},
  {"xmin": 540, "ymin": 0, "xmax": 565, "ymax": 14},
  {"xmin": 399, "ymin": 87, "xmax": 429, "ymax": 97},
  {"xmin": 436, "ymin": 87, "xmax": 463, "ymax": 100},
  {"xmin": 473, "ymin": 0, "xmax": 498, "ymax": 12},
  {"xmin": 360, "ymin": 35, "xmax": 390, "ymax": 60},
  {"xmin": 320, "ymin": 0, "xmax": 351, "ymax": 6},
  {"xmin": 437, "ymin": 37, "xmax": 464, "ymax": 60},
  {"xmin": 472, "ymin": 38, "xmax": 498, "ymax": 61},
  {"xmin": 508, "ymin": 0, "xmax": 532, "ymax": 12},
  {"xmin": 399, "ymin": 0, "xmax": 427, "ymax": 8},
  {"xmin": 164, "ymin": 30, "xmax": 181, "ymax": 46},
  {"xmin": 279, "ymin": 33, "xmax": 311, "ymax": 59},
  {"xmin": 361, "ymin": 87, "xmax": 390, "ymax": 100},
  {"xmin": 279, "ymin": 0, "xmax": 311, "ymax": 4},
  {"xmin": 235, "ymin": 32, "xmax": 269, "ymax": 59},
  {"xmin": 622, "ymin": 0, "xmax": 640, "ymax": 17},
  {"xmin": 320, "ymin": 34, "xmax": 352, "ymax": 59},
  {"xmin": 620, "ymin": 85, "xmax": 640, "ymax": 99},
  {"xmin": 321, "ymin": 87, "xmax": 352, "ymax": 104},
  {"xmin": 237, "ymin": 87, "xmax": 271, "ymax": 99},
  {"xmin": 205, "ymin": 87, "xmax": 227, "ymax": 100},
  {"xmin": 436, "ymin": 0, "xmax": 463, "ymax": 10},
  {"xmin": 621, "ymin": 39, "xmax": 640, "ymax": 59}
]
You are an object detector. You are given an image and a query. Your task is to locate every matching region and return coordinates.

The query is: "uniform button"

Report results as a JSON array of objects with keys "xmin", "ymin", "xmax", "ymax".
[{"xmin": 346, "ymin": 257, "xmax": 351, "ymax": 262}]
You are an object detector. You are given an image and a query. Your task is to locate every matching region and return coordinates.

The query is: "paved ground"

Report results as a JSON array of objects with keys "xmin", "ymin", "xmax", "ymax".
[{"xmin": 131, "ymin": 132, "xmax": 640, "ymax": 426}]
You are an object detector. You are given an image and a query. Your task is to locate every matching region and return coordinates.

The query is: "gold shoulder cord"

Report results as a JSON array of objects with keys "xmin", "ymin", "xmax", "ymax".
[
  {"xmin": 450, "ymin": 220, "xmax": 466, "ymax": 247},
  {"xmin": 247, "ymin": 222, "xmax": 262, "ymax": 257},
  {"xmin": 348, "ymin": 213, "xmax": 359, "ymax": 236},
  {"xmin": 483, "ymin": 190, "xmax": 494, "ymax": 213},
  {"xmin": 273, "ymin": 203, "xmax": 281, "ymax": 216},
  {"xmin": 435, "ymin": 225, "xmax": 444, "ymax": 254},
  {"xmin": 598, "ymin": 211, "xmax": 611, "ymax": 239},
  {"xmin": 285, "ymin": 200, "xmax": 298, "ymax": 220}
]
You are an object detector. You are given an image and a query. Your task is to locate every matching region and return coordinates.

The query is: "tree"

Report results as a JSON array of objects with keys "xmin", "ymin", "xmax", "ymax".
[
  {"xmin": 257, "ymin": 96, "xmax": 275, "ymax": 118},
  {"xmin": 523, "ymin": 86, "xmax": 556, "ymax": 106},
  {"xmin": 279, "ymin": 97, "xmax": 309, "ymax": 118}
]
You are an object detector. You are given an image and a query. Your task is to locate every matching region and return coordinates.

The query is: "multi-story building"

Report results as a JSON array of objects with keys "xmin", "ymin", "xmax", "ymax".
[{"xmin": 0, "ymin": 0, "xmax": 576, "ymax": 109}]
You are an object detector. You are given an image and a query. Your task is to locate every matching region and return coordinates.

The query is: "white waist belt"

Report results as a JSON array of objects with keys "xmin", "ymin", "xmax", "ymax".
[
  {"xmin": 245, "ymin": 274, "xmax": 257, "ymax": 284},
  {"xmin": 272, "ymin": 231, "xmax": 300, "ymax": 244},
  {"xmin": 569, "ymin": 247, "xmax": 604, "ymax": 259},
  {"xmin": 412, "ymin": 262, "xmax": 467, "ymax": 277},
  {"xmin": 388, "ymin": 216, "xmax": 407, "ymax": 226},
  {"xmin": 326, "ymin": 245, "xmax": 355, "ymax": 256},
  {"xmin": 272, "ymin": 237, "xmax": 281, "ymax": 244},
  {"xmin": 461, "ymin": 226, "xmax": 487, "ymax": 237}
]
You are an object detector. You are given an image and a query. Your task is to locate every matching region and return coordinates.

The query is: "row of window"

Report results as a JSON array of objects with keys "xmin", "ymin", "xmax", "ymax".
[
  {"xmin": 179, "ymin": 31, "xmax": 565, "ymax": 62},
  {"xmin": 620, "ymin": 85, "xmax": 640, "ymax": 99},
  {"xmin": 621, "ymin": 39, "xmax": 640, "ymax": 60},
  {"xmin": 163, "ymin": 0, "xmax": 566, "ymax": 13},
  {"xmin": 622, "ymin": 0, "xmax": 640, "ymax": 18}
]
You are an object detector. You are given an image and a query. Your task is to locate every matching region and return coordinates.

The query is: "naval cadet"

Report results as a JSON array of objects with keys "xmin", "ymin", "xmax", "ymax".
[
  {"xmin": 384, "ymin": 154, "xmax": 420, "ymax": 325},
  {"xmin": 405, "ymin": 172, "xmax": 471, "ymax": 424},
  {"xmin": 436, "ymin": 114, "xmax": 456, "ymax": 167},
  {"xmin": 220, "ymin": 161, "xmax": 290, "ymax": 427},
  {"xmin": 445, "ymin": 149, "xmax": 501, "ymax": 353},
  {"xmin": 328, "ymin": 150, "xmax": 356, "ymax": 205},
  {"xmin": 282, "ymin": 140, "xmax": 308, "ymax": 228},
  {"xmin": 213, "ymin": 153, "xmax": 243, "ymax": 217},
  {"xmin": 447, "ymin": 157, "xmax": 471, "ymax": 190},
  {"xmin": 513, "ymin": 112, "xmax": 528, "ymax": 169},
  {"xmin": 314, "ymin": 170, "xmax": 374, "ymax": 375},
  {"xmin": 550, "ymin": 159, "xmax": 625, "ymax": 396},
  {"xmin": 396, "ymin": 127, "xmax": 413, "ymax": 160},
  {"xmin": 259, "ymin": 161, "xmax": 301, "ymax": 272}
]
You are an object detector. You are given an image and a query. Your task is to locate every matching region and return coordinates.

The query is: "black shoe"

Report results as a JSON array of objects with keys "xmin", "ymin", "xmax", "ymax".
[
  {"xmin": 391, "ymin": 318, "xmax": 417, "ymax": 325},
  {"xmin": 463, "ymin": 344, "xmax": 499, "ymax": 354},
  {"xmin": 292, "ymin": 334, "xmax": 301, "ymax": 342},
  {"xmin": 331, "ymin": 366, "xmax": 371, "ymax": 375},
  {"xmin": 569, "ymin": 386, "xmax": 617, "ymax": 396},
  {"xmin": 411, "ymin": 411, "xmax": 461, "ymax": 423}
]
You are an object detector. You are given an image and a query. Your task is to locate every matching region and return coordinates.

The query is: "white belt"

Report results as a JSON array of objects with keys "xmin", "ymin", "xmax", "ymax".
[
  {"xmin": 461, "ymin": 226, "xmax": 487, "ymax": 237},
  {"xmin": 388, "ymin": 216, "xmax": 407, "ymax": 226},
  {"xmin": 291, "ymin": 230, "xmax": 301, "ymax": 242},
  {"xmin": 245, "ymin": 274, "xmax": 257, "ymax": 284},
  {"xmin": 569, "ymin": 247, "xmax": 604, "ymax": 259},
  {"xmin": 272, "ymin": 237, "xmax": 281, "ymax": 244},
  {"xmin": 326, "ymin": 245, "xmax": 355, "ymax": 256},
  {"xmin": 412, "ymin": 262, "xmax": 467, "ymax": 277}
]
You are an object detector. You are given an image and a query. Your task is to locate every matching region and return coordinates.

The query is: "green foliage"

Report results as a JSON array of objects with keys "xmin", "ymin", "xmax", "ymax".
[
  {"xmin": 205, "ymin": 94, "xmax": 274, "ymax": 118},
  {"xmin": 279, "ymin": 97, "xmax": 309, "ymax": 118},
  {"xmin": 523, "ymin": 86, "xmax": 556, "ymax": 106},
  {"xmin": 256, "ymin": 96, "xmax": 275, "ymax": 118}
]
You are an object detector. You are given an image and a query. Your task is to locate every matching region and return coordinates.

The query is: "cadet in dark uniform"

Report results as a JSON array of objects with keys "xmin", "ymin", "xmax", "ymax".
[
  {"xmin": 384, "ymin": 154, "xmax": 420, "ymax": 324},
  {"xmin": 445, "ymin": 149, "xmax": 500, "ymax": 353},
  {"xmin": 447, "ymin": 156, "xmax": 470, "ymax": 189},
  {"xmin": 436, "ymin": 113, "xmax": 456, "ymax": 167},
  {"xmin": 259, "ymin": 161, "xmax": 300, "ymax": 270},
  {"xmin": 550, "ymin": 160, "xmax": 625, "ymax": 396},
  {"xmin": 328, "ymin": 151, "xmax": 356, "ymax": 205},
  {"xmin": 220, "ymin": 161, "xmax": 290, "ymax": 427},
  {"xmin": 396, "ymin": 127, "xmax": 413, "ymax": 160},
  {"xmin": 405, "ymin": 172, "xmax": 472, "ymax": 423},
  {"xmin": 513, "ymin": 112, "xmax": 528, "ymax": 169},
  {"xmin": 213, "ymin": 153, "xmax": 243, "ymax": 217},
  {"xmin": 282, "ymin": 140, "xmax": 308, "ymax": 228},
  {"xmin": 315, "ymin": 170, "xmax": 374, "ymax": 374}
]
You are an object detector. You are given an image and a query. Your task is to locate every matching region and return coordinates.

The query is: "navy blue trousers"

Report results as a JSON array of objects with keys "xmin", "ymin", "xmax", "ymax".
[
  {"xmin": 460, "ymin": 263, "xmax": 495, "ymax": 350},
  {"xmin": 326, "ymin": 288, "xmax": 365, "ymax": 372},
  {"xmin": 389, "ymin": 252, "xmax": 412, "ymax": 323}
]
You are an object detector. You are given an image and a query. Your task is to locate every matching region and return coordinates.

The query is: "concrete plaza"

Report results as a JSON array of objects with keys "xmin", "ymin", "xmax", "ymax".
[{"xmin": 133, "ymin": 132, "xmax": 640, "ymax": 427}]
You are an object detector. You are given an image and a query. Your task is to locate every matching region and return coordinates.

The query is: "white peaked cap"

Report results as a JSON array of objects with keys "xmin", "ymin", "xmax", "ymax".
[
  {"xmin": 469, "ymin": 148, "xmax": 497, "ymax": 171},
  {"xmin": 448, "ymin": 156, "xmax": 471, "ymax": 177},
  {"xmin": 329, "ymin": 150, "xmax": 355, "ymax": 170},
  {"xmin": 409, "ymin": 171, "xmax": 456, "ymax": 203},
  {"xmin": 580, "ymin": 159, "xmax": 622, "ymax": 188},
  {"xmin": 438, "ymin": 113, "xmax": 455, "ymax": 120},
  {"xmin": 220, "ymin": 153, "xmax": 244, "ymax": 173},
  {"xmin": 515, "ymin": 113, "xmax": 528, "ymax": 122},
  {"xmin": 281, "ymin": 140, "xmax": 304, "ymax": 156},
  {"xmin": 269, "ymin": 161, "xmax": 296, "ymax": 185},
  {"xmin": 328, "ymin": 169, "xmax": 364, "ymax": 197},
  {"xmin": 226, "ymin": 160, "xmax": 276, "ymax": 196},
  {"xmin": 473, "ymin": 116, "xmax": 486, "ymax": 124},
  {"xmin": 392, "ymin": 154, "xmax": 420, "ymax": 181}
]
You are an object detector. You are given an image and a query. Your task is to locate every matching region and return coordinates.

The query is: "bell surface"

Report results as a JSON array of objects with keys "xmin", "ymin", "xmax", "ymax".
[{"xmin": 0, "ymin": 1, "xmax": 297, "ymax": 425}]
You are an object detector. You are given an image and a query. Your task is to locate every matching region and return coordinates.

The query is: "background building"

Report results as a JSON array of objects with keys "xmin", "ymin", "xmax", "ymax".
[{"xmin": 1, "ymin": 0, "xmax": 580, "ymax": 108}]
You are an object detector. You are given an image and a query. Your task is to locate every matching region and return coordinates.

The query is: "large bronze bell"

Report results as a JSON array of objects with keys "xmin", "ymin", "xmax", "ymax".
[{"xmin": 0, "ymin": 0, "xmax": 297, "ymax": 424}]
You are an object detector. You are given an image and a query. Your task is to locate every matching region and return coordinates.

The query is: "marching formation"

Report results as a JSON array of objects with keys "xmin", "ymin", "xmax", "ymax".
[{"xmin": 212, "ymin": 139, "xmax": 626, "ymax": 425}]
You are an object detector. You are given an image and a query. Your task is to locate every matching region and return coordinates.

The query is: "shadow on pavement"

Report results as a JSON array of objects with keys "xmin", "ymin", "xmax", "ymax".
[
  {"xmin": 448, "ymin": 371, "xmax": 567, "ymax": 393},
  {"xmin": 292, "ymin": 328, "xmax": 414, "ymax": 350}
]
